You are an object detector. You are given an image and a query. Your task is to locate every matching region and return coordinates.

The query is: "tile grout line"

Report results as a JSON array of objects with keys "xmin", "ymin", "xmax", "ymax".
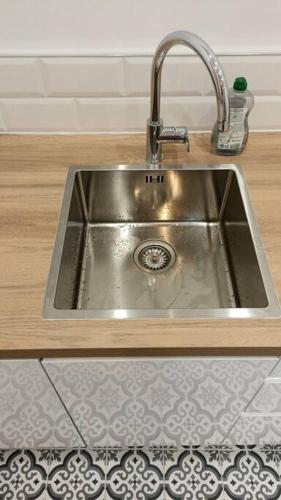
[
  {"xmin": 105, "ymin": 444, "xmax": 109, "ymax": 499},
  {"xmin": 39, "ymin": 360, "xmax": 87, "ymax": 448},
  {"xmin": 44, "ymin": 451, "xmax": 52, "ymax": 499},
  {"xmin": 222, "ymin": 360, "xmax": 280, "ymax": 445},
  {"xmin": 218, "ymin": 444, "xmax": 228, "ymax": 499},
  {"xmin": 162, "ymin": 444, "xmax": 166, "ymax": 498}
]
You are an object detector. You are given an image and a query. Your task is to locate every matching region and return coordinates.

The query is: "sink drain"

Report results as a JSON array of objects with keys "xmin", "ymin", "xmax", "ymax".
[{"xmin": 133, "ymin": 240, "xmax": 176, "ymax": 273}]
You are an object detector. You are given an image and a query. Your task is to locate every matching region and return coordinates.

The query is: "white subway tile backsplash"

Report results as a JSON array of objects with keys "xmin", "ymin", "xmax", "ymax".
[
  {"xmin": 124, "ymin": 56, "xmax": 209, "ymax": 96},
  {"xmin": 41, "ymin": 57, "xmax": 124, "ymax": 97},
  {"xmin": 161, "ymin": 96, "xmax": 215, "ymax": 130},
  {"xmin": 0, "ymin": 95, "xmax": 280, "ymax": 133},
  {"xmin": 1, "ymin": 98, "xmax": 78, "ymax": 132},
  {"xmin": 0, "ymin": 58, "xmax": 44, "ymax": 97},
  {"xmin": 123, "ymin": 57, "xmax": 150, "ymax": 96},
  {"xmin": 221, "ymin": 55, "xmax": 281, "ymax": 96},
  {"xmin": 161, "ymin": 96, "xmax": 281, "ymax": 131},
  {"xmin": 76, "ymin": 95, "xmax": 281, "ymax": 132},
  {"xmin": 76, "ymin": 97, "xmax": 149, "ymax": 132},
  {"xmin": 161, "ymin": 58, "xmax": 210, "ymax": 96},
  {"xmin": 249, "ymin": 96, "xmax": 281, "ymax": 129},
  {"xmin": 0, "ymin": 109, "xmax": 6, "ymax": 130},
  {"xmin": 124, "ymin": 54, "xmax": 281, "ymax": 97},
  {"xmin": 0, "ymin": 53, "xmax": 280, "ymax": 132},
  {"xmin": 76, "ymin": 96, "xmax": 228, "ymax": 132}
]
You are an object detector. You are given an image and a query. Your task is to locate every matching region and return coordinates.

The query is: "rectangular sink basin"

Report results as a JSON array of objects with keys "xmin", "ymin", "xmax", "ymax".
[{"xmin": 43, "ymin": 164, "xmax": 280, "ymax": 319}]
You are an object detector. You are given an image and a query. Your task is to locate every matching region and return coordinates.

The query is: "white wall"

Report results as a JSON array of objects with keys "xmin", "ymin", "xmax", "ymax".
[
  {"xmin": 0, "ymin": 0, "xmax": 280, "ymax": 132},
  {"xmin": 0, "ymin": 0, "xmax": 281, "ymax": 55}
]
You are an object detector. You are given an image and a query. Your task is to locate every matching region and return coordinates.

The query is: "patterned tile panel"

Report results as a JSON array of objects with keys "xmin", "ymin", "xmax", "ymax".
[
  {"xmin": 223, "ymin": 447, "xmax": 281, "ymax": 500},
  {"xmin": 0, "ymin": 450, "xmax": 48, "ymax": 499},
  {"xmin": 1, "ymin": 446, "xmax": 281, "ymax": 500},
  {"xmin": 47, "ymin": 449, "xmax": 106, "ymax": 499},
  {"xmin": 43, "ymin": 357, "xmax": 276, "ymax": 447},
  {"xmin": 0, "ymin": 360, "xmax": 84, "ymax": 448},
  {"xmin": 226, "ymin": 415, "xmax": 281, "ymax": 445},
  {"xmin": 246, "ymin": 382, "xmax": 281, "ymax": 413},
  {"xmin": 163, "ymin": 446, "xmax": 223, "ymax": 499},
  {"xmin": 267, "ymin": 360, "xmax": 281, "ymax": 379},
  {"xmin": 106, "ymin": 449, "xmax": 165, "ymax": 499}
]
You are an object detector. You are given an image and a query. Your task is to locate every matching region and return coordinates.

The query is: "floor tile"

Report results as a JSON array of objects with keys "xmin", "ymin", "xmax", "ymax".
[
  {"xmin": 201, "ymin": 445, "xmax": 224, "ymax": 476},
  {"xmin": 165, "ymin": 491, "xmax": 225, "ymax": 500},
  {"xmin": 91, "ymin": 447, "xmax": 108, "ymax": 471},
  {"xmin": 106, "ymin": 446, "xmax": 127, "ymax": 472},
  {"xmin": 0, "ymin": 449, "xmax": 14, "ymax": 463},
  {"xmin": 1, "ymin": 445, "xmax": 281, "ymax": 500},
  {"xmin": 45, "ymin": 490, "xmax": 106, "ymax": 500},
  {"xmin": 164, "ymin": 447, "xmax": 223, "ymax": 499},
  {"xmin": 223, "ymin": 448, "xmax": 281, "ymax": 500},
  {"xmin": 218, "ymin": 445, "xmax": 246, "ymax": 475},
  {"xmin": 46, "ymin": 449, "xmax": 106, "ymax": 499},
  {"xmin": 37, "ymin": 448, "xmax": 69, "ymax": 468},
  {"xmin": 106, "ymin": 448, "xmax": 164, "ymax": 499},
  {"xmin": 163, "ymin": 445, "xmax": 187, "ymax": 472},
  {"xmin": 255, "ymin": 444, "xmax": 281, "ymax": 478},
  {"xmin": 146, "ymin": 445, "xmax": 165, "ymax": 471},
  {"xmin": 0, "ymin": 450, "xmax": 48, "ymax": 499}
]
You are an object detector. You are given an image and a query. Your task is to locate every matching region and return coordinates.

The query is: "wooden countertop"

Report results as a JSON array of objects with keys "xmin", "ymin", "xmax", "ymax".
[{"xmin": 1, "ymin": 133, "xmax": 281, "ymax": 358}]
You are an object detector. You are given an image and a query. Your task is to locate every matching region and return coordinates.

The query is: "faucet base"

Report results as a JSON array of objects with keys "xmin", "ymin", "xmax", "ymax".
[
  {"xmin": 146, "ymin": 119, "xmax": 163, "ymax": 165},
  {"xmin": 146, "ymin": 119, "xmax": 190, "ymax": 164}
]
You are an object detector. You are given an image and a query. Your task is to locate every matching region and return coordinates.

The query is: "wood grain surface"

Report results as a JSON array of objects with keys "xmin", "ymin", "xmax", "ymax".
[{"xmin": 0, "ymin": 132, "xmax": 280, "ymax": 358}]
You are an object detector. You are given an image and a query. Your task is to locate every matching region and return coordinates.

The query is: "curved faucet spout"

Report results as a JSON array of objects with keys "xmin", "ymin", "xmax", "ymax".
[{"xmin": 146, "ymin": 30, "xmax": 230, "ymax": 164}]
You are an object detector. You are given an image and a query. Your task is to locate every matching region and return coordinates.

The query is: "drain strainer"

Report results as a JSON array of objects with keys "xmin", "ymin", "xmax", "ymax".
[{"xmin": 133, "ymin": 240, "xmax": 176, "ymax": 273}]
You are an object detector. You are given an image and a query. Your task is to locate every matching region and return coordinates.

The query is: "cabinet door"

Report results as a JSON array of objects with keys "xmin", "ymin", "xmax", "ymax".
[
  {"xmin": 43, "ymin": 357, "xmax": 276, "ymax": 447},
  {"xmin": 227, "ymin": 360, "xmax": 281, "ymax": 444},
  {"xmin": 0, "ymin": 360, "xmax": 84, "ymax": 449}
]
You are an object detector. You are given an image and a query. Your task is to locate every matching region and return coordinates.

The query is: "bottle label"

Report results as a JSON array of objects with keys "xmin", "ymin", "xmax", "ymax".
[{"xmin": 218, "ymin": 108, "xmax": 247, "ymax": 150}]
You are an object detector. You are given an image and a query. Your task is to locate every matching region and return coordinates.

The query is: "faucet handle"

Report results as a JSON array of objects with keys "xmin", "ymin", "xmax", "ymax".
[
  {"xmin": 158, "ymin": 126, "xmax": 190, "ymax": 153},
  {"xmin": 158, "ymin": 126, "xmax": 186, "ymax": 142},
  {"xmin": 185, "ymin": 132, "xmax": 190, "ymax": 153}
]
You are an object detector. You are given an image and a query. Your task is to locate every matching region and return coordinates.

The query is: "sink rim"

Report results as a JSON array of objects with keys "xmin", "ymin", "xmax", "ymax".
[{"xmin": 42, "ymin": 163, "xmax": 281, "ymax": 320}]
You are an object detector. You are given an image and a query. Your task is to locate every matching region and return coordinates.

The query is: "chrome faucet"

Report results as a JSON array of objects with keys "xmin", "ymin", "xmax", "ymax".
[{"xmin": 146, "ymin": 30, "xmax": 230, "ymax": 164}]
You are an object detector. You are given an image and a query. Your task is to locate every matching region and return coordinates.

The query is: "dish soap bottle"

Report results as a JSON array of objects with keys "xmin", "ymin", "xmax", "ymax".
[{"xmin": 211, "ymin": 76, "xmax": 254, "ymax": 155}]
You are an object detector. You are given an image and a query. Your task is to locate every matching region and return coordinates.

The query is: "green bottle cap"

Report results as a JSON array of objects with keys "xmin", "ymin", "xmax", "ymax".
[{"xmin": 233, "ymin": 76, "xmax": 247, "ymax": 91}]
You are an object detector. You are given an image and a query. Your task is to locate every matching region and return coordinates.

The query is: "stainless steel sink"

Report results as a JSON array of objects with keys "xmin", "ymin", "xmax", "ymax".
[{"xmin": 43, "ymin": 164, "xmax": 280, "ymax": 319}]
